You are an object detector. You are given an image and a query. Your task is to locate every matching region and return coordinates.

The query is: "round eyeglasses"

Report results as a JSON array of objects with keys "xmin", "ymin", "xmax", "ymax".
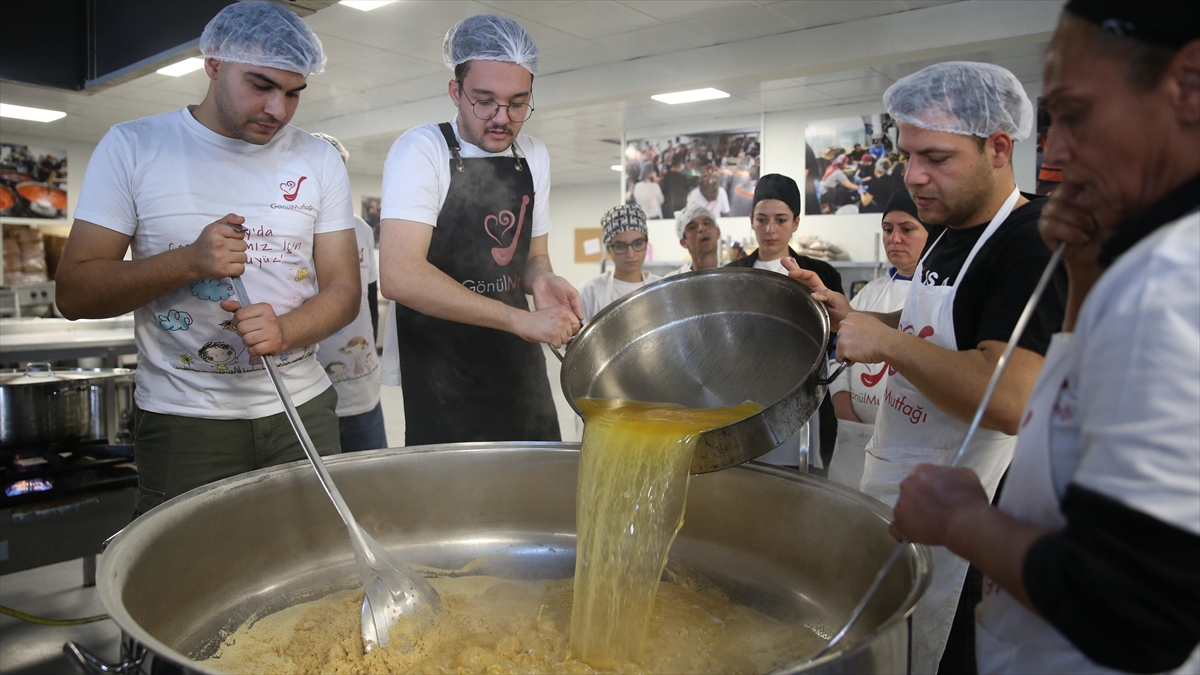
[
  {"xmin": 458, "ymin": 84, "xmax": 535, "ymax": 123},
  {"xmin": 607, "ymin": 238, "xmax": 648, "ymax": 255}
]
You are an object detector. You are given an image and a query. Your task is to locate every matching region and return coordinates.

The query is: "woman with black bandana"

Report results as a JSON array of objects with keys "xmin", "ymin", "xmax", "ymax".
[
  {"xmin": 890, "ymin": 1, "xmax": 1200, "ymax": 672},
  {"xmin": 729, "ymin": 173, "xmax": 844, "ymax": 468}
]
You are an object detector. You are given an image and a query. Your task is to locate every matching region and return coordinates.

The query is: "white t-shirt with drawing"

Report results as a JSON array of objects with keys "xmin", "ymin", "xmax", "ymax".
[
  {"xmin": 378, "ymin": 119, "xmax": 554, "ymax": 386},
  {"xmin": 74, "ymin": 108, "xmax": 354, "ymax": 419},
  {"xmin": 316, "ymin": 215, "xmax": 381, "ymax": 416}
]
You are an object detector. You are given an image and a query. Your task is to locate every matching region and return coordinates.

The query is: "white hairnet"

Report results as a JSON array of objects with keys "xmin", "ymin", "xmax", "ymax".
[
  {"xmin": 443, "ymin": 14, "xmax": 539, "ymax": 76},
  {"xmin": 200, "ymin": 1, "xmax": 326, "ymax": 77},
  {"xmin": 675, "ymin": 203, "xmax": 717, "ymax": 240},
  {"xmin": 311, "ymin": 132, "xmax": 348, "ymax": 162},
  {"xmin": 883, "ymin": 62, "xmax": 1033, "ymax": 141}
]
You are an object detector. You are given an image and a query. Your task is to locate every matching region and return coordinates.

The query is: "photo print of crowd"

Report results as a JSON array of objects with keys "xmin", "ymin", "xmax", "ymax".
[
  {"xmin": 804, "ymin": 113, "xmax": 907, "ymax": 216},
  {"xmin": 623, "ymin": 129, "xmax": 761, "ymax": 221}
]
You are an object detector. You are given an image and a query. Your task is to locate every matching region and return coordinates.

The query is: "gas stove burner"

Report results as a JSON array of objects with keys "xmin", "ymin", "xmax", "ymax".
[{"xmin": 1, "ymin": 440, "xmax": 137, "ymax": 507}]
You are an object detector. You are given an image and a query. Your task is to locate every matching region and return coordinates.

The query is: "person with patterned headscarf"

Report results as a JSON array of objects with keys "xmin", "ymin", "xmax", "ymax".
[{"xmin": 578, "ymin": 205, "xmax": 661, "ymax": 322}]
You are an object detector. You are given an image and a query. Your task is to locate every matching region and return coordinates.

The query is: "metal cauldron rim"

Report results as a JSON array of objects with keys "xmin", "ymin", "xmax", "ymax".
[{"xmin": 97, "ymin": 443, "xmax": 931, "ymax": 674}]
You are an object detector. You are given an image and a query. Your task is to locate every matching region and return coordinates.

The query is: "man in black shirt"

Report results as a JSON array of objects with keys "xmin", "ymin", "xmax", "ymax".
[{"xmin": 789, "ymin": 62, "xmax": 1067, "ymax": 675}]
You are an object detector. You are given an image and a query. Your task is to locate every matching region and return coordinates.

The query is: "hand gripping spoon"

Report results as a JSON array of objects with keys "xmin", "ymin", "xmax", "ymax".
[
  {"xmin": 229, "ymin": 274, "xmax": 440, "ymax": 652},
  {"xmin": 807, "ymin": 243, "xmax": 1065, "ymax": 662}
]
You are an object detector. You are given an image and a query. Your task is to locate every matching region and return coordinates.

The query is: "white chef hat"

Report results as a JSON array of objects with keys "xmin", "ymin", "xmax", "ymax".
[
  {"xmin": 200, "ymin": 1, "xmax": 327, "ymax": 77},
  {"xmin": 675, "ymin": 204, "xmax": 717, "ymax": 240},
  {"xmin": 311, "ymin": 132, "xmax": 348, "ymax": 163},
  {"xmin": 883, "ymin": 62, "xmax": 1033, "ymax": 141},
  {"xmin": 443, "ymin": 14, "xmax": 539, "ymax": 76}
]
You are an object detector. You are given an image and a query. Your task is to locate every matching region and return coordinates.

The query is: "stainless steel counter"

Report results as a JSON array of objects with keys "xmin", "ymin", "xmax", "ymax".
[{"xmin": 0, "ymin": 316, "xmax": 136, "ymax": 366}]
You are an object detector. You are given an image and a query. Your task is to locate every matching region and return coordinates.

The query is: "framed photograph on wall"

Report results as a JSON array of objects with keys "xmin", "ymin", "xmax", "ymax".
[
  {"xmin": 804, "ymin": 114, "xmax": 904, "ymax": 216},
  {"xmin": 622, "ymin": 128, "xmax": 761, "ymax": 222},
  {"xmin": 0, "ymin": 143, "xmax": 68, "ymax": 220}
]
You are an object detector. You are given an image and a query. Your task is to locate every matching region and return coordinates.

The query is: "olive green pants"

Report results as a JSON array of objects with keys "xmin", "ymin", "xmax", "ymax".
[{"xmin": 131, "ymin": 386, "xmax": 340, "ymax": 518}]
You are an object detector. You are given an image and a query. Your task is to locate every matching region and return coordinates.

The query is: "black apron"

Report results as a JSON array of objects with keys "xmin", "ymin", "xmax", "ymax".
[{"xmin": 394, "ymin": 123, "xmax": 561, "ymax": 445}]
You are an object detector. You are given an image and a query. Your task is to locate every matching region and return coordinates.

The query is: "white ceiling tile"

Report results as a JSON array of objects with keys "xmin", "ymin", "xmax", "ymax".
[
  {"xmin": 118, "ymin": 87, "xmax": 200, "ymax": 109},
  {"xmin": 737, "ymin": 85, "xmax": 833, "ymax": 107},
  {"xmin": 341, "ymin": 52, "xmax": 445, "ymax": 80},
  {"xmin": 370, "ymin": 1, "xmax": 496, "ymax": 34},
  {"xmin": 515, "ymin": 20, "xmax": 586, "ymax": 51},
  {"xmin": 537, "ymin": 41, "xmax": 622, "ymax": 75},
  {"xmin": 807, "ymin": 75, "xmax": 895, "ymax": 99},
  {"xmin": 899, "ymin": 0, "xmax": 960, "ymax": 9},
  {"xmin": 151, "ymin": 71, "xmax": 212, "ymax": 96},
  {"xmin": 533, "ymin": 2, "xmax": 661, "ymax": 39},
  {"xmin": 763, "ymin": 1, "xmax": 907, "ymax": 30},
  {"xmin": 479, "ymin": 1, "xmax": 581, "ymax": 18},
  {"xmin": 313, "ymin": 34, "xmax": 384, "ymax": 65},
  {"xmin": 618, "ymin": 1, "xmax": 751, "ymax": 23},
  {"xmin": 316, "ymin": 66, "xmax": 401, "ymax": 92},
  {"xmin": 793, "ymin": 69, "xmax": 880, "ymax": 85},
  {"xmin": 600, "ymin": 24, "xmax": 699, "ymax": 60},
  {"xmin": 306, "ymin": 7, "xmax": 445, "ymax": 51},
  {"xmin": 675, "ymin": 7, "xmax": 797, "ymax": 44}
]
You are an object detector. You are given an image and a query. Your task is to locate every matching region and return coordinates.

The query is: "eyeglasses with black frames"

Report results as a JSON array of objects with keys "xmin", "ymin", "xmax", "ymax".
[
  {"xmin": 607, "ymin": 237, "xmax": 648, "ymax": 255},
  {"xmin": 457, "ymin": 83, "xmax": 535, "ymax": 123}
]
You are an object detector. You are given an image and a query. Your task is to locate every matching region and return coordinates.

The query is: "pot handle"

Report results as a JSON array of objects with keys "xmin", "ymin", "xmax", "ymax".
[
  {"xmin": 24, "ymin": 361, "xmax": 54, "ymax": 377},
  {"xmin": 816, "ymin": 361, "xmax": 848, "ymax": 387},
  {"xmin": 63, "ymin": 641, "xmax": 145, "ymax": 674}
]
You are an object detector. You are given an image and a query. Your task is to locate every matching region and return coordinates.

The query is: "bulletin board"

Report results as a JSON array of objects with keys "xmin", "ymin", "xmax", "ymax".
[{"xmin": 575, "ymin": 227, "xmax": 603, "ymax": 264}]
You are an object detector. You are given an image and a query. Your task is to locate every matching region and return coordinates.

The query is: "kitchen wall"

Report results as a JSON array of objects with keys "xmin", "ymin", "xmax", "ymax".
[{"xmin": 0, "ymin": 132, "xmax": 97, "ymax": 236}]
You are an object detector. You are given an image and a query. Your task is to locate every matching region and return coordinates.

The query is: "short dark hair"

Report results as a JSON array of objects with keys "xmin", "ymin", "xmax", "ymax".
[{"xmin": 1074, "ymin": 16, "xmax": 1178, "ymax": 91}]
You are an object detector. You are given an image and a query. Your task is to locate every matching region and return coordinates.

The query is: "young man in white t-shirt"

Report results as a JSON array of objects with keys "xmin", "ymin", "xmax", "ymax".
[
  {"xmin": 55, "ymin": 2, "xmax": 360, "ymax": 517},
  {"xmin": 378, "ymin": 15, "xmax": 581, "ymax": 445}
]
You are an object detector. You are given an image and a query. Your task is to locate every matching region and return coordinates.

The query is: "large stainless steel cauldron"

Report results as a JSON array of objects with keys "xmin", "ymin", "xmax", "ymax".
[
  {"xmin": 95, "ymin": 444, "xmax": 930, "ymax": 674},
  {"xmin": 560, "ymin": 268, "xmax": 842, "ymax": 473}
]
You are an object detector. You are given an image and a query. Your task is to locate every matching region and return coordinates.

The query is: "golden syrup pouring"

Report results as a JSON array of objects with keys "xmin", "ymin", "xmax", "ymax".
[{"xmin": 569, "ymin": 398, "xmax": 763, "ymax": 667}]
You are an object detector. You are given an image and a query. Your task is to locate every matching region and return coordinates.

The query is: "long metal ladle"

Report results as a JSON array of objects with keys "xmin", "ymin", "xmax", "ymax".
[
  {"xmin": 228, "ymin": 274, "xmax": 440, "ymax": 652},
  {"xmin": 808, "ymin": 242, "xmax": 1066, "ymax": 661}
]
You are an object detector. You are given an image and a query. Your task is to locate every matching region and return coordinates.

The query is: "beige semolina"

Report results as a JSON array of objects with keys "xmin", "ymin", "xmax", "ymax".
[{"xmin": 202, "ymin": 573, "xmax": 821, "ymax": 675}]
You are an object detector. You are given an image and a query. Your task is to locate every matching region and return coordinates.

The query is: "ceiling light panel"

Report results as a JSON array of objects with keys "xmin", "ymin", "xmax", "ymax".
[
  {"xmin": 651, "ymin": 88, "xmax": 730, "ymax": 105},
  {"xmin": 156, "ymin": 58, "xmax": 205, "ymax": 77},
  {"xmin": 339, "ymin": 0, "xmax": 397, "ymax": 10},
  {"xmin": 0, "ymin": 104, "xmax": 67, "ymax": 123}
]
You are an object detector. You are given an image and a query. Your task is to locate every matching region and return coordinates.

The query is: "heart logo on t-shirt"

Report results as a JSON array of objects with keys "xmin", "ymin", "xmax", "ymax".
[{"xmin": 279, "ymin": 176, "xmax": 308, "ymax": 202}]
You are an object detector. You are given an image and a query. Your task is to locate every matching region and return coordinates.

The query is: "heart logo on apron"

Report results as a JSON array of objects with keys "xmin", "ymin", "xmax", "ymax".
[{"xmin": 485, "ymin": 194, "xmax": 529, "ymax": 266}]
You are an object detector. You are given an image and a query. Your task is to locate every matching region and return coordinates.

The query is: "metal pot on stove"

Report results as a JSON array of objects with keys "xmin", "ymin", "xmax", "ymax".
[{"xmin": 0, "ymin": 362, "xmax": 136, "ymax": 448}]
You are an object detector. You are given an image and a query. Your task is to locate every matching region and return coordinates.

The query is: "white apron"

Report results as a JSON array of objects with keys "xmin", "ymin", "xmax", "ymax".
[
  {"xmin": 828, "ymin": 272, "xmax": 911, "ymax": 488},
  {"xmin": 862, "ymin": 188, "xmax": 1022, "ymax": 674},
  {"xmin": 827, "ymin": 418, "xmax": 873, "ymax": 487},
  {"xmin": 975, "ymin": 333, "xmax": 1200, "ymax": 674}
]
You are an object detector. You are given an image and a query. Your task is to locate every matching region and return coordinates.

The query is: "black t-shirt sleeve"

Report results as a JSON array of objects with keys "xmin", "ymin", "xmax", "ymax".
[
  {"xmin": 1023, "ymin": 484, "xmax": 1200, "ymax": 673},
  {"xmin": 960, "ymin": 201, "xmax": 1067, "ymax": 354}
]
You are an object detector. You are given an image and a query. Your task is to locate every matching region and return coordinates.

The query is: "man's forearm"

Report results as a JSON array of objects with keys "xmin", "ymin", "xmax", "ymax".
[
  {"xmin": 523, "ymin": 252, "xmax": 554, "ymax": 294},
  {"xmin": 880, "ymin": 333, "xmax": 1037, "ymax": 434},
  {"xmin": 859, "ymin": 310, "xmax": 901, "ymax": 329},
  {"xmin": 946, "ymin": 503, "xmax": 1048, "ymax": 612},
  {"xmin": 277, "ymin": 282, "xmax": 361, "ymax": 353},
  {"xmin": 382, "ymin": 259, "xmax": 521, "ymax": 333},
  {"xmin": 57, "ymin": 247, "xmax": 199, "ymax": 319}
]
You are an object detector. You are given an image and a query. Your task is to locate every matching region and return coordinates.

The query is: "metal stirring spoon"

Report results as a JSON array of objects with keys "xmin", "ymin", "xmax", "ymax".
[
  {"xmin": 808, "ymin": 242, "xmax": 1065, "ymax": 661},
  {"xmin": 228, "ymin": 274, "xmax": 440, "ymax": 652}
]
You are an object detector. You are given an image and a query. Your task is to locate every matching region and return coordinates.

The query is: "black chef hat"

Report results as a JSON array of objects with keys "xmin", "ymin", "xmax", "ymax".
[
  {"xmin": 752, "ymin": 174, "xmax": 801, "ymax": 218},
  {"xmin": 883, "ymin": 189, "xmax": 921, "ymax": 226},
  {"xmin": 1064, "ymin": 0, "xmax": 1199, "ymax": 50}
]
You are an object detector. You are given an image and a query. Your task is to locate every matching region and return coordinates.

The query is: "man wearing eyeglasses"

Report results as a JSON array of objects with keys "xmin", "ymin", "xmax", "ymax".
[
  {"xmin": 378, "ymin": 15, "xmax": 581, "ymax": 445},
  {"xmin": 578, "ymin": 205, "xmax": 661, "ymax": 322}
]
